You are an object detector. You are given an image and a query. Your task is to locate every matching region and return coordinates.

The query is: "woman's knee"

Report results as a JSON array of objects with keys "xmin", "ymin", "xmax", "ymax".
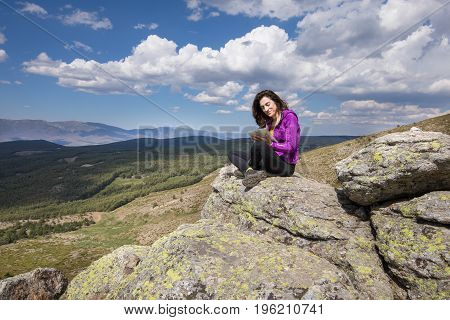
[{"xmin": 252, "ymin": 140, "xmax": 268, "ymax": 151}]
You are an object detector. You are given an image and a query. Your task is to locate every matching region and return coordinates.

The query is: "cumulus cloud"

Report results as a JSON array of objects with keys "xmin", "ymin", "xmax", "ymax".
[
  {"xmin": 186, "ymin": 0, "xmax": 203, "ymax": 21},
  {"xmin": 22, "ymin": 2, "xmax": 450, "ymax": 107},
  {"xmin": 59, "ymin": 9, "xmax": 113, "ymax": 30},
  {"xmin": 216, "ymin": 109, "xmax": 231, "ymax": 114},
  {"xmin": 300, "ymin": 110, "xmax": 318, "ymax": 117},
  {"xmin": 185, "ymin": 0, "xmax": 332, "ymax": 21},
  {"xmin": 312, "ymin": 100, "xmax": 445, "ymax": 126},
  {"xmin": 64, "ymin": 40, "xmax": 93, "ymax": 52},
  {"xmin": 134, "ymin": 23, "xmax": 159, "ymax": 30},
  {"xmin": 0, "ymin": 49, "xmax": 7, "ymax": 62},
  {"xmin": 235, "ymin": 105, "xmax": 251, "ymax": 111},
  {"xmin": 0, "ymin": 32, "xmax": 6, "ymax": 44},
  {"xmin": 18, "ymin": 2, "xmax": 48, "ymax": 17},
  {"xmin": 185, "ymin": 81, "xmax": 243, "ymax": 106}
]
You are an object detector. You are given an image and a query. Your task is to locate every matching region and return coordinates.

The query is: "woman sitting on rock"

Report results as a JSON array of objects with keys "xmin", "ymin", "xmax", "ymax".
[{"xmin": 228, "ymin": 89, "xmax": 301, "ymax": 188}]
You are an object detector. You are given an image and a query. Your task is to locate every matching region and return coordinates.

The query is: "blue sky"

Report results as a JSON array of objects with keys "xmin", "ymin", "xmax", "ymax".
[{"xmin": 0, "ymin": 0, "xmax": 449, "ymax": 135}]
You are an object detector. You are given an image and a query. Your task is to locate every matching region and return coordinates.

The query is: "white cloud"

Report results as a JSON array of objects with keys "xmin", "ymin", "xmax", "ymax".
[
  {"xmin": 59, "ymin": 9, "xmax": 113, "ymax": 30},
  {"xmin": 0, "ymin": 80, "xmax": 11, "ymax": 84},
  {"xmin": 22, "ymin": 3, "xmax": 450, "ymax": 102},
  {"xmin": 185, "ymin": 0, "xmax": 332, "ymax": 21},
  {"xmin": 208, "ymin": 11, "xmax": 220, "ymax": 17},
  {"xmin": 235, "ymin": 105, "xmax": 251, "ymax": 111},
  {"xmin": 134, "ymin": 23, "xmax": 159, "ymax": 30},
  {"xmin": 170, "ymin": 106, "xmax": 181, "ymax": 112},
  {"xmin": 312, "ymin": 100, "xmax": 445, "ymax": 126},
  {"xmin": 60, "ymin": 4, "xmax": 73, "ymax": 10},
  {"xmin": 64, "ymin": 40, "xmax": 93, "ymax": 53},
  {"xmin": 185, "ymin": 81, "xmax": 243, "ymax": 105},
  {"xmin": 301, "ymin": 110, "xmax": 317, "ymax": 117},
  {"xmin": 0, "ymin": 49, "xmax": 7, "ymax": 62},
  {"xmin": 216, "ymin": 109, "xmax": 231, "ymax": 114},
  {"xmin": 18, "ymin": 2, "xmax": 48, "ymax": 17},
  {"xmin": 0, "ymin": 32, "xmax": 6, "ymax": 44},
  {"xmin": 186, "ymin": 0, "xmax": 203, "ymax": 21},
  {"xmin": 378, "ymin": 0, "xmax": 438, "ymax": 31},
  {"xmin": 15, "ymin": 80, "xmax": 22, "ymax": 85},
  {"xmin": 428, "ymin": 79, "xmax": 450, "ymax": 93}
]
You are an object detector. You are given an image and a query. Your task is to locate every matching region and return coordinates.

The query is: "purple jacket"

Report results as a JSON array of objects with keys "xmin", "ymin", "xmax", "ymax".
[{"xmin": 265, "ymin": 109, "xmax": 301, "ymax": 165}]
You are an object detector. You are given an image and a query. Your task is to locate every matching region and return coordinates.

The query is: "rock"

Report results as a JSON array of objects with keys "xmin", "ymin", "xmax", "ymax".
[
  {"xmin": 66, "ymin": 220, "xmax": 358, "ymax": 299},
  {"xmin": 201, "ymin": 165, "xmax": 396, "ymax": 299},
  {"xmin": 371, "ymin": 191, "xmax": 450, "ymax": 299},
  {"xmin": 335, "ymin": 128, "xmax": 450, "ymax": 205},
  {"xmin": 0, "ymin": 268, "xmax": 67, "ymax": 300},
  {"xmin": 64, "ymin": 245, "xmax": 151, "ymax": 299}
]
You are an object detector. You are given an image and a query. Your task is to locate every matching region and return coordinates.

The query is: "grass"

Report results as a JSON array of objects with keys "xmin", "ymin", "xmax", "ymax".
[{"xmin": 0, "ymin": 171, "xmax": 217, "ymax": 280}]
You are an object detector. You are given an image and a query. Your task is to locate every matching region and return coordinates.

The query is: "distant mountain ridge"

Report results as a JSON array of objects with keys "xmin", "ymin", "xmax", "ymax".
[
  {"xmin": 0, "ymin": 119, "xmax": 249, "ymax": 146},
  {"xmin": 0, "ymin": 119, "xmax": 359, "ymax": 147}
]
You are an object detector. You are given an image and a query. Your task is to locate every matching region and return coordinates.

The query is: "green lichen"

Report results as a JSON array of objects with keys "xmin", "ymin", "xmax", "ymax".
[
  {"xmin": 373, "ymin": 152, "xmax": 383, "ymax": 163},
  {"xmin": 431, "ymin": 141, "xmax": 442, "ymax": 151},
  {"xmin": 438, "ymin": 194, "xmax": 449, "ymax": 201},
  {"xmin": 401, "ymin": 228, "xmax": 414, "ymax": 238},
  {"xmin": 355, "ymin": 266, "xmax": 372, "ymax": 275},
  {"xmin": 346, "ymin": 160, "xmax": 359, "ymax": 169}
]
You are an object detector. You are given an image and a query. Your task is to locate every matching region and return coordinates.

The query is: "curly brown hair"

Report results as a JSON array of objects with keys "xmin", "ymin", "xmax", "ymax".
[{"xmin": 252, "ymin": 90, "xmax": 289, "ymax": 127}]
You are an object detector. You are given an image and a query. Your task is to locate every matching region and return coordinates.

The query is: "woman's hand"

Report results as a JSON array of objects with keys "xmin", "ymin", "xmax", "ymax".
[{"xmin": 251, "ymin": 134, "xmax": 272, "ymax": 146}]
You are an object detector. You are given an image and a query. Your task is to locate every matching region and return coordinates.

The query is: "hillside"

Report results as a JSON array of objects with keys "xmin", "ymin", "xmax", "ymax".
[
  {"xmin": 62, "ymin": 124, "xmax": 449, "ymax": 299},
  {"xmin": 297, "ymin": 113, "xmax": 450, "ymax": 187},
  {"xmin": 0, "ymin": 119, "xmax": 248, "ymax": 146},
  {"xmin": 0, "ymin": 114, "xmax": 447, "ymax": 283}
]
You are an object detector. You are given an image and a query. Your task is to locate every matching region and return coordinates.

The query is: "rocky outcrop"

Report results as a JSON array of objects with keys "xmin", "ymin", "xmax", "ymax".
[
  {"xmin": 0, "ymin": 268, "xmax": 67, "ymax": 300},
  {"xmin": 64, "ymin": 128, "xmax": 449, "ymax": 300},
  {"xmin": 371, "ymin": 192, "xmax": 449, "ymax": 299},
  {"xmin": 201, "ymin": 166, "xmax": 396, "ymax": 300},
  {"xmin": 66, "ymin": 166, "xmax": 397, "ymax": 300},
  {"xmin": 335, "ymin": 127, "xmax": 450, "ymax": 206},
  {"xmin": 66, "ymin": 221, "xmax": 359, "ymax": 299},
  {"xmin": 335, "ymin": 128, "xmax": 449, "ymax": 299}
]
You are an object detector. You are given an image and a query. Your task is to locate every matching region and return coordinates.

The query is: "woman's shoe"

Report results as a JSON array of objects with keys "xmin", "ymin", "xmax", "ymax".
[
  {"xmin": 242, "ymin": 168, "xmax": 267, "ymax": 188},
  {"xmin": 233, "ymin": 169, "xmax": 244, "ymax": 178}
]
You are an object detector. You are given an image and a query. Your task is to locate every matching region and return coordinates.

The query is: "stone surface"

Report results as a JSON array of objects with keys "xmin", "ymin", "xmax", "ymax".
[
  {"xmin": 66, "ymin": 220, "xmax": 358, "ymax": 299},
  {"xmin": 371, "ymin": 191, "xmax": 450, "ymax": 299},
  {"xmin": 65, "ymin": 245, "xmax": 151, "ymax": 299},
  {"xmin": 201, "ymin": 165, "xmax": 396, "ymax": 299},
  {"xmin": 0, "ymin": 268, "xmax": 67, "ymax": 300},
  {"xmin": 335, "ymin": 128, "xmax": 450, "ymax": 205}
]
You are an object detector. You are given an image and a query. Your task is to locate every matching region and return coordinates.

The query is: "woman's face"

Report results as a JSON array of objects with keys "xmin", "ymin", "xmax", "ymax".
[{"xmin": 259, "ymin": 96, "xmax": 278, "ymax": 119}]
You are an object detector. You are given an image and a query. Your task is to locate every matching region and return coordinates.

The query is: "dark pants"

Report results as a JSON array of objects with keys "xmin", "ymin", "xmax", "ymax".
[{"xmin": 228, "ymin": 141, "xmax": 295, "ymax": 177}]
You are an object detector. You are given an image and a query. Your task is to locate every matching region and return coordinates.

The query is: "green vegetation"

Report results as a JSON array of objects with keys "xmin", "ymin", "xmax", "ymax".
[
  {"xmin": 0, "ymin": 219, "xmax": 95, "ymax": 245},
  {"xmin": 0, "ymin": 138, "xmax": 243, "ymax": 223}
]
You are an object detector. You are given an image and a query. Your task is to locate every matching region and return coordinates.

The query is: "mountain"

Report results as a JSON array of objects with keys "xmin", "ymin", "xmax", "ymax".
[
  {"xmin": 0, "ymin": 119, "xmax": 250, "ymax": 146},
  {"xmin": 0, "ymin": 118, "xmax": 359, "ymax": 149}
]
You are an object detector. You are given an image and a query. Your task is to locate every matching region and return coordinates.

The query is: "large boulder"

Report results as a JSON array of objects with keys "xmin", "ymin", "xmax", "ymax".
[
  {"xmin": 335, "ymin": 128, "xmax": 450, "ymax": 206},
  {"xmin": 64, "ymin": 246, "xmax": 151, "ymax": 299},
  {"xmin": 0, "ymin": 268, "xmax": 67, "ymax": 300},
  {"xmin": 371, "ymin": 191, "xmax": 450, "ymax": 299},
  {"xmin": 201, "ymin": 165, "xmax": 397, "ymax": 299},
  {"xmin": 65, "ymin": 220, "xmax": 358, "ymax": 299}
]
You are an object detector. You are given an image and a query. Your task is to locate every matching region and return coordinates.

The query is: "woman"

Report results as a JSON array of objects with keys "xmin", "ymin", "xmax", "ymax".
[{"xmin": 228, "ymin": 90, "xmax": 301, "ymax": 188}]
